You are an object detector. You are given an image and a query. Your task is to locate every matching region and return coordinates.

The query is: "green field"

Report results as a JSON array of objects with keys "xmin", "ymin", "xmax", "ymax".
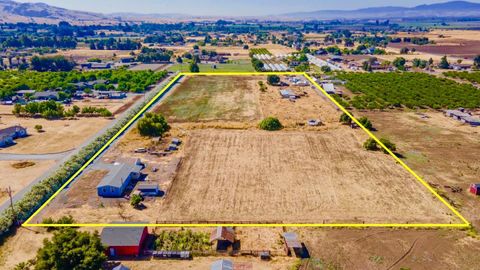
[
  {"xmin": 167, "ymin": 59, "xmax": 255, "ymax": 73},
  {"xmin": 155, "ymin": 75, "xmax": 260, "ymax": 122}
]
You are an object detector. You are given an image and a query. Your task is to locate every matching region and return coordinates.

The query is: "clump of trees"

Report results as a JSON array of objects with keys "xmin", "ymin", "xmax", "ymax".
[
  {"xmin": 130, "ymin": 194, "xmax": 143, "ymax": 208},
  {"xmin": 438, "ymin": 55, "xmax": 450, "ymax": 69},
  {"xmin": 34, "ymin": 228, "xmax": 106, "ymax": 270},
  {"xmin": 363, "ymin": 137, "xmax": 396, "ymax": 153},
  {"xmin": 251, "ymin": 58, "xmax": 264, "ymax": 71},
  {"xmin": 30, "ymin": 56, "xmax": 76, "ymax": 72},
  {"xmin": 13, "ymin": 101, "xmax": 111, "ymax": 119},
  {"xmin": 358, "ymin": 117, "xmax": 373, "ymax": 130},
  {"xmin": 259, "ymin": 117, "xmax": 283, "ymax": 131},
  {"xmin": 137, "ymin": 113, "xmax": 170, "ymax": 137},
  {"xmin": 88, "ymin": 38, "xmax": 141, "ymax": 50},
  {"xmin": 80, "ymin": 106, "xmax": 113, "ymax": 117},
  {"xmin": 339, "ymin": 112, "xmax": 352, "ymax": 125}
]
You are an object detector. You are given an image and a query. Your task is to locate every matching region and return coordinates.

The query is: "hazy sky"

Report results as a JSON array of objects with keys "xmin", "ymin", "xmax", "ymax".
[{"xmin": 17, "ymin": 0, "xmax": 480, "ymax": 16}]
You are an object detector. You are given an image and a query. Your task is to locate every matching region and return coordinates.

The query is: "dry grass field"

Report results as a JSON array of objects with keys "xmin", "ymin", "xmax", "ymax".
[
  {"xmin": 0, "ymin": 114, "xmax": 111, "ymax": 154},
  {"xmin": 0, "ymin": 160, "xmax": 56, "ymax": 204}
]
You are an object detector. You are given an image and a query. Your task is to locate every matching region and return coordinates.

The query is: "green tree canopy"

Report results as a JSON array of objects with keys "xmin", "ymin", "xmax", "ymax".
[
  {"xmin": 35, "ymin": 228, "xmax": 106, "ymax": 270},
  {"xmin": 259, "ymin": 116, "xmax": 283, "ymax": 131},
  {"xmin": 267, "ymin": 75, "xmax": 280, "ymax": 85},
  {"xmin": 137, "ymin": 112, "xmax": 170, "ymax": 137}
]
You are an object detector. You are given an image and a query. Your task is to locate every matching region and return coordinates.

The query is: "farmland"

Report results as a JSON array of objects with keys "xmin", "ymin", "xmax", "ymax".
[
  {"xmin": 33, "ymin": 75, "xmax": 461, "ymax": 225},
  {"xmin": 166, "ymin": 59, "xmax": 255, "ymax": 73},
  {"xmin": 336, "ymin": 72, "xmax": 480, "ymax": 109},
  {"xmin": 444, "ymin": 71, "xmax": 480, "ymax": 84}
]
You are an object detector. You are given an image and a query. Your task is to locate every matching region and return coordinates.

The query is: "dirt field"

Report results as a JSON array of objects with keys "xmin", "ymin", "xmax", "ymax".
[
  {"xmin": 361, "ymin": 111, "xmax": 480, "ymax": 227},
  {"xmin": 41, "ymin": 127, "xmax": 458, "ymax": 224},
  {"xmin": 0, "ymin": 160, "xmax": 56, "ymax": 204},
  {"xmin": 0, "ymin": 114, "xmax": 111, "ymax": 154}
]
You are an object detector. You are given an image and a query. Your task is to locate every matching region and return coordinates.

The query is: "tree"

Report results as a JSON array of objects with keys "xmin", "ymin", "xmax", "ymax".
[
  {"xmin": 176, "ymin": 57, "xmax": 183, "ymax": 63},
  {"xmin": 137, "ymin": 113, "xmax": 170, "ymax": 137},
  {"xmin": 34, "ymin": 125, "xmax": 43, "ymax": 132},
  {"xmin": 379, "ymin": 138, "xmax": 396, "ymax": 154},
  {"xmin": 393, "ymin": 57, "xmax": 406, "ymax": 71},
  {"xmin": 320, "ymin": 65, "xmax": 331, "ymax": 73},
  {"xmin": 339, "ymin": 112, "xmax": 352, "ymax": 125},
  {"xmin": 358, "ymin": 116, "xmax": 373, "ymax": 130},
  {"xmin": 189, "ymin": 62, "xmax": 199, "ymax": 73},
  {"xmin": 399, "ymin": 47, "xmax": 409, "ymax": 54},
  {"xmin": 130, "ymin": 194, "xmax": 143, "ymax": 208},
  {"xmin": 259, "ymin": 117, "xmax": 283, "ymax": 131},
  {"xmin": 439, "ymin": 55, "xmax": 450, "ymax": 69},
  {"xmin": 35, "ymin": 228, "xmax": 106, "ymax": 270},
  {"xmin": 363, "ymin": 138, "xmax": 378, "ymax": 151},
  {"xmin": 267, "ymin": 75, "xmax": 280, "ymax": 85}
]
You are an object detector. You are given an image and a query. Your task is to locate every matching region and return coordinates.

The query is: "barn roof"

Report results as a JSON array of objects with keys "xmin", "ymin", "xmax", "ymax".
[
  {"xmin": 321, "ymin": 83, "xmax": 336, "ymax": 94},
  {"xmin": 283, "ymin": 232, "xmax": 302, "ymax": 249},
  {"xmin": 100, "ymin": 224, "xmax": 146, "ymax": 247},
  {"xmin": 0, "ymin": 125, "xmax": 26, "ymax": 137},
  {"xmin": 210, "ymin": 227, "xmax": 235, "ymax": 243},
  {"xmin": 211, "ymin": 259, "xmax": 233, "ymax": 270},
  {"xmin": 96, "ymin": 162, "xmax": 142, "ymax": 189}
]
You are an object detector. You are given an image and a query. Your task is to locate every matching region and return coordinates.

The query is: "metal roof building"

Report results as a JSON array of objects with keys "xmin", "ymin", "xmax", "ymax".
[
  {"xmin": 96, "ymin": 162, "xmax": 142, "ymax": 197},
  {"xmin": 211, "ymin": 259, "xmax": 234, "ymax": 270}
]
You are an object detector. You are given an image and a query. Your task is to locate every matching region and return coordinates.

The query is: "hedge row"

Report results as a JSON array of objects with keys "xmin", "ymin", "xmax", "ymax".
[{"xmin": 0, "ymin": 72, "xmax": 175, "ymax": 237}]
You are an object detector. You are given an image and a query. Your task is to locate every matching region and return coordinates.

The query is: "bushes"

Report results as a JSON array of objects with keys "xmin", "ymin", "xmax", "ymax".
[
  {"xmin": 259, "ymin": 117, "xmax": 283, "ymax": 131},
  {"xmin": 363, "ymin": 137, "xmax": 396, "ymax": 153},
  {"xmin": 267, "ymin": 75, "xmax": 280, "ymax": 85},
  {"xmin": 154, "ymin": 229, "xmax": 211, "ymax": 251}
]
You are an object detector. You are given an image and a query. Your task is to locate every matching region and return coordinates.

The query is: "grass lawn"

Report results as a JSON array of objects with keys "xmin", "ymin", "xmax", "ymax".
[{"xmin": 167, "ymin": 59, "xmax": 255, "ymax": 73}]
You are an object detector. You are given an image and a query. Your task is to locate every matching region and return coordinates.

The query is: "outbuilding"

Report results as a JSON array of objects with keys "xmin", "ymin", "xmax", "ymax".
[
  {"xmin": 137, "ymin": 183, "xmax": 160, "ymax": 196},
  {"xmin": 100, "ymin": 224, "xmax": 148, "ymax": 257},
  {"xmin": 0, "ymin": 125, "xmax": 28, "ymax": 147},
  {"xmin": 470, "ymin": 184, "xmax": 480, "ymax": 195}
]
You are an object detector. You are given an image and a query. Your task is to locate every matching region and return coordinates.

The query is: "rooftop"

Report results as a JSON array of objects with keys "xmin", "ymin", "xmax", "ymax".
[
  {"xmin": 100, "ymin": 223, "xmax": 146, "ymax": 247},
  {"xmin": 96, "ymin": 162, "xmax": 142, "ymax": 189}
]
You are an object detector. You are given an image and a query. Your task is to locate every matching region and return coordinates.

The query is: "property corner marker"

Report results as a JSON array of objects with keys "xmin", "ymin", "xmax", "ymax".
[{"xmin": 22, "ymin": 72, "xmax": 470, "ymax": 228}]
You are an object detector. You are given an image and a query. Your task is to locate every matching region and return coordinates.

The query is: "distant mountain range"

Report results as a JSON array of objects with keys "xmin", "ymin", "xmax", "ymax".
[
  {"xmin": 280, "ymin": 1, "xmax": 480, "ymax": 20},
  {"xmin": 1, "ymin": 0, "xmax": 480, "ymax": 24}
]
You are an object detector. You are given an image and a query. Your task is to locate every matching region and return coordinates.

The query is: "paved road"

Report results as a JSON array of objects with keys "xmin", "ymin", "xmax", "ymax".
[{"xmin": 0, "ymin": 72, "xmax": 178, "ymax": 213}]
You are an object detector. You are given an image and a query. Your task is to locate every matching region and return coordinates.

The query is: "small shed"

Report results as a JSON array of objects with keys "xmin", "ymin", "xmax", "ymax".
[
  {"xmin": 283, "ymin": 232, "xmax": 309, "ymax": 258},
  {"xmin": 171, "ymin": 138, "xmax": 182, "ymax": 145},
  {"xmin": 100, "ymin": 224, "xmax": 148, "ymax": 257},
  {"xmin": 167, "ymin": 144, "xmax": 178, "ymax": 151},
  {"xmin": 462, "ymin": 116, "xmax": 480, "ymax": 127},
  {"xmin": 137, "ymin": 183, "xmax": 160, "ymax": 196},
  {"xmin": 279, "ymin": 89, "xmax": 297, "ymax": 99},
  {"xmin": 470, "ymin": 184, "xmax": 480, "ymax": 195},
  {"xmin": 321, "ymin": 83, "xmax": 336, "ymax": 95},
  {"xmin": 211, "ymin": 259, "xmax": 234, "ymax": 270},
  {"xmin": 210, "ymin": 227, "xmax": 235, "ymax": 250}
]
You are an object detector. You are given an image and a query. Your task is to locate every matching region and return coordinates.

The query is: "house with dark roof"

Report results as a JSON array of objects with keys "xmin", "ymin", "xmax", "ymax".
[
  {"xmin": 100, "ymin": 224, "xmax": 148, "ymax": 257},
  {"xmin": 33, "ymin": 91, "xmax": 59, "ymax": 101},
  {"xmin": 0, "ymin": 125, "xmax": 27, "ymax": 147},
  {"xmin": 96, "ymin": 161, "xmax": 143, "ymax": 197}
]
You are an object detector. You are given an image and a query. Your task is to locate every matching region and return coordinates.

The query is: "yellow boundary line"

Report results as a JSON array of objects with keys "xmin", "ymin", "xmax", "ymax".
[{"xmin": 22, "ymin": 71, "xmax": 470, "ymax": 228}]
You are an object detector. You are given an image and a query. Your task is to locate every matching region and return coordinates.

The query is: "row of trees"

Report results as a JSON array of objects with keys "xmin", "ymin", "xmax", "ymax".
[
  {"xmin": 30, "ymin": 55, "xmax": 76, "ymax": 72},
  {"xmin": 12, "ymin": 101, "xmax": 113, "ymax": 119},
  {"xmin": 1, "ymin": 35, "xmax": 77, "ymax": 49},
  {"xmin": 87, "ymin": 38, "xmax": 141, "ymax": 50}
]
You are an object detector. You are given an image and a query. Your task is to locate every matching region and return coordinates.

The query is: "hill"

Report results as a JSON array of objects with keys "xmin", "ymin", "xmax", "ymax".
[{"xmin": 0, "ymin": 0, "xmax": 118, "ymax": 24}]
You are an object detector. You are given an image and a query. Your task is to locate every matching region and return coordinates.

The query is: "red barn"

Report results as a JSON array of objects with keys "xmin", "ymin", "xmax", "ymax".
[
  {"xmin": 470, "ymin": 184, "xmax": 480, "ymax": 195},
  {"xmin": 100, "ymin": 225, "xmax": 148, "ymax": 257}
]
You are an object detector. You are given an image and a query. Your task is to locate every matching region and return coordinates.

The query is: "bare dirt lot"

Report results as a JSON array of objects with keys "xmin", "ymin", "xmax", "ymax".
[
  {"xmin": 361, "ymin": 111, "xmax": 480, "ymax": 227},
  {"xmin": 0, "ymin": 160, "xmax": 56, "ymax": 203},
  {"xmin": 41, "ymin": 128, "xmax": 457, "ymax": 224}
]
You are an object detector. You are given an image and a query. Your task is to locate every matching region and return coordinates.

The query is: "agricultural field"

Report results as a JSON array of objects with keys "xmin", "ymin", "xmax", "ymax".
[
  {"xmin": 444, "ymin": 71, "xmax": 480, "ymax": 84},
  {"xmin": 167, "ymin": 59, "xmax": 255, "ymax": 73},
  {"xmin": 335, "ymin": 72, "xmax": 480, "ymax": 109},
  {"xmin": 33, "ymin": 75, "xmax": 460, "ymax": 225},
  {"xmin": 249, "ymin": 48, "xmax": 272, "ymax": 55}
]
